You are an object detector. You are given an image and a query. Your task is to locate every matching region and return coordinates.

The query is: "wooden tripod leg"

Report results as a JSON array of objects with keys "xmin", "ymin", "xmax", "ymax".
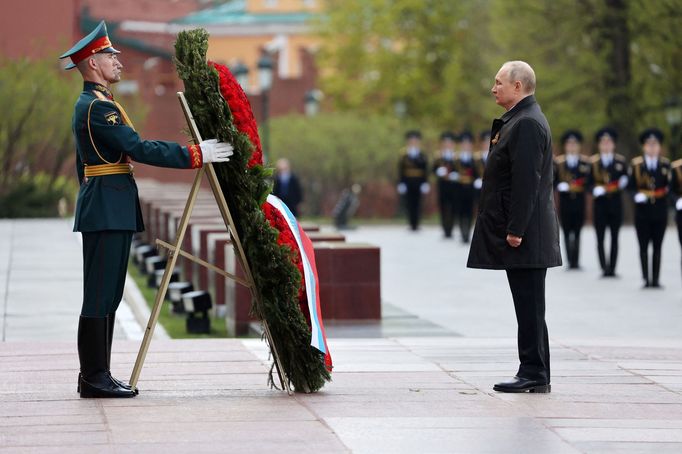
[
  {"xmin": 129, "ymin": 168, "xmax": 204, "ymax": 388},
  {"xmin": 204, "ymin": 165, "xmax": 292, "ymax": 395}
]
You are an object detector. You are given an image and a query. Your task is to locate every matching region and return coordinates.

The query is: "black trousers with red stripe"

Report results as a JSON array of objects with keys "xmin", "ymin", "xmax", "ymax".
[{"xmin": 81, "ymin": 231, "xmax": 133, "ymax": 317}]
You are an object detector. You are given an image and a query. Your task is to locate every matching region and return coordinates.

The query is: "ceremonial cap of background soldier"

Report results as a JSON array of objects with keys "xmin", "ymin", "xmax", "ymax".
[
  {"xmin": 639, "ymin": 128, "xmax": 664, "ymax": 144},
  {"xmin": 440, "ymin": 131, "xmax": 457, "ymax": 142},
  {"xmin": 59, "ymin": 20, "xmax": 120, "ymax": 70},
  {"xmin": 459, "ymin": 130, "xmax": 474, "ymax": 143},
  {"xmin": 405, "ymin": 130, "xmax": 422, "ymax": 140},
  {"xmin": 595, "ymin": 127, "xmax": 618, "ymax": 142},
  {"xmin": 560, "ymin": 130, "xmax": 583, "ymax": 145}
]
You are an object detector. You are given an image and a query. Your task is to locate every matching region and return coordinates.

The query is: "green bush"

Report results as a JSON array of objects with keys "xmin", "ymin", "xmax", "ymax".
[
  {"xmin": 269, "ymin": 112, "xmax": 442, "ymax": 216},
  {"xmin": 0, "ymin": 173, "xmax": 77, "ymax": 218}
]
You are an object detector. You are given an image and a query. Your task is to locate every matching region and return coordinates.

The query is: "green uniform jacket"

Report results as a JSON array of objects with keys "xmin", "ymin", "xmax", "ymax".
[{"xmin": 72, "ymin": 81, "xmax": 202, "ymax": 232}]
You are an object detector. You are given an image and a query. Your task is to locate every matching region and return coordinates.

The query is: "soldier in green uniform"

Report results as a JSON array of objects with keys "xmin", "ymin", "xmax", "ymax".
[
  {"xmin": 432, "ymin": 131, "xmax": 458, "ymax": 238},
  {"xmin": 629, "ymin": 128, "xmax": 669, "ymax": 288},
  {"xmin": 587, "ymin": 128, "xmax": 629, "ymax": 277},
  {"xmin": 60, "ymin": 21, "xmax": 233, "ymax": 398},
  {"xmin": 553, "ymin": 130, "xmax": 590, "ymax": 269},
  {"xmin": 397, "ymin": 130, "xmax": 430, "ymax": 231}
]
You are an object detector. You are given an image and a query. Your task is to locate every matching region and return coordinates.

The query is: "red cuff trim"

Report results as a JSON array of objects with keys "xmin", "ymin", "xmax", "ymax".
[{"xmin": 189, "ymin": 144, "xmax": 203, "ymax": 169}]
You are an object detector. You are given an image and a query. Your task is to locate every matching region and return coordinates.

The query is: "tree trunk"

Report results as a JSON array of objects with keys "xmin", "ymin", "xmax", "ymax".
[{"xmin": 602, "ymin": 0, "xmax": 636, "ymax": 156}]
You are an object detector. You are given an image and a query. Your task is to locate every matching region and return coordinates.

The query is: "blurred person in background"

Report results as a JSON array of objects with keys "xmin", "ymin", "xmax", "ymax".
[
  {"xmin": 273, "ymin": 158, "xmax": 303, "ymax": 216},
  {"xmin": 587, "ymin": 128, "xmax": 629, "ymax": 278},
  {"xmin": 453, "ymin": 131, "xmax": 478, "ymax": 243},
  {"xmin": 553, "ymin": 130, "xmax": 590, "ymax": 269},
  {"xmin": 629, "ymin": 128, "xmax": 669, "ymax": 289},
  {"xmin": 432, "ymin": 131, "xmax": 458, "ymax": 238},
  {"xmin": 397, "ymin": 130, "xmax": 429, "ymax": 231}
]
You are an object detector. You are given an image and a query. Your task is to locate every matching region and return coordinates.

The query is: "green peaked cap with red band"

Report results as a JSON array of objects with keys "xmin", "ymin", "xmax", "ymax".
[{"xmin": 59, "ymin": 20, "xmax": 120, "ymax": 70}]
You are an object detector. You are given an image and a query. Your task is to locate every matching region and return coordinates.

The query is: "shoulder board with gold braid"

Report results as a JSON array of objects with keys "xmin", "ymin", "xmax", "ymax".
[
  {"xmin": 615, "ymin": 153, "xmax": 627, "ymax": 163},
  {"xmin": 631, "ymin": 156, "xmax": 644, "ymax": 166},
  {"xmin": 555, "ymin": 154, "xmax": 566, "ymax": 164},
  {"xmin": 660, "ymin": 156, "xmax": 671, "ymax": 165}
]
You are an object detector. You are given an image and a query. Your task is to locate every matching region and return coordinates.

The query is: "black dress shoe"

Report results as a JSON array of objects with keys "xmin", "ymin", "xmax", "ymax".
[{"xmin": 493, "ymin": 376, "xmax": 551, "ymax": 393}]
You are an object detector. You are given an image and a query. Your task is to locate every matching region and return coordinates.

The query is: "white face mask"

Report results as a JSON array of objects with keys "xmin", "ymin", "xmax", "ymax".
[
  {"xmin": 408, "ymin": 147, "xmax": 420, "ymax": 157},
  {"xmin": 459, "ymin": 151, "xmax": 472, "ymax": 162},
  {"xmin": 442, "ymin": 150, "xmax": 455, "ymax": 160}
]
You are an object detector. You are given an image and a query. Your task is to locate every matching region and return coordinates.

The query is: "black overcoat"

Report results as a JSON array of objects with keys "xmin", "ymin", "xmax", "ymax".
[{"xmin": 467, "ymin": 95, "xmax": 561, "ymax": 270}]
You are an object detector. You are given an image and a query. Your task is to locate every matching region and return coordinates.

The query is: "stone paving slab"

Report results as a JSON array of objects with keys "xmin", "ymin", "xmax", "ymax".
[{"xmin": 3, "ymin": 337, "xmax": 675, "ymax": 453}]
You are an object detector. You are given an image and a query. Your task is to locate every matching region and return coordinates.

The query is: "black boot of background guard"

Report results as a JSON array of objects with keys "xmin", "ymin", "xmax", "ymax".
[
  {"xmin": 107, "ymin": 314, "xmax": 138, "ymax": 394},
  {"xmin": 77, "ymin": 316, "xmax": 136, "ymax": 398}
]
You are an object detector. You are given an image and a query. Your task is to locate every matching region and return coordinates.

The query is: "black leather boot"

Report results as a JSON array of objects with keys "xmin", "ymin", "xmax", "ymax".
[
  {"xmin": 107, "ymin": 314, "xmax": 138, "ymax": 394},
  {"xmin": 78, "ymin": 316, "xmax": 136, "ymax": 398}
]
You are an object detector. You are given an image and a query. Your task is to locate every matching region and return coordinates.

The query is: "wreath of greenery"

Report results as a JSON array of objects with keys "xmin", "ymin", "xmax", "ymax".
[{"xmin": 174, "ymin": 29, "xmax": 330, "ymax": 393}]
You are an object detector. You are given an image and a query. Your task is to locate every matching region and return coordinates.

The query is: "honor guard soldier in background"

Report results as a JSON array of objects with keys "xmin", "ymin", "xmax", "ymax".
[
  {"xmin": 453, "ymin": 131, "xmax": 478, "ymax": 243},
  {"xmin": 60, "ymin": 21, "xmax": 233, "ymax": 398},
  {"xmin": 587, "ymin": 127, "xmax": 629, "ymax": 277},
  {"xmin": 669, "ymin": 150, "xmax": 682, "ymax": 284},
  {"xmin": 473, "ymin": 130, "xmax": 491, "ymax": 192},
  {"xmin": 554, "ymin": 130, "xmax": 590, "ymax": 269},
  {"xmin": 432, "ymin": 131, "xmax": 458, "ymax": 238},
  {"xmin": 397, "ymin": 130, "xmax": 430, "ymax": 231},
  {"xmin": 629, "ymin": 128, "xmax": 669, "ymax": 289}
]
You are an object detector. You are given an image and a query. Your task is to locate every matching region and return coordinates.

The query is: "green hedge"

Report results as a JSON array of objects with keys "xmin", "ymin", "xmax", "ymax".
[{"xmin": 0, "ymin": 173, "xmax": 77, "ymax": 218}]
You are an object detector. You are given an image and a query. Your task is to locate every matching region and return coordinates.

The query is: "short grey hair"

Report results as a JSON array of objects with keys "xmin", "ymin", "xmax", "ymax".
[{"xmin": 502, "ymin": 61, "xmax": 536, "ymax": 94}]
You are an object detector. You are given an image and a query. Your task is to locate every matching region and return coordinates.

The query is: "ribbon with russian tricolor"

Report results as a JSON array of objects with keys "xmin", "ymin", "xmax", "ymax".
[{"xmin": 265, "ymin": 194, "xmax": 332, "ymax": 371}]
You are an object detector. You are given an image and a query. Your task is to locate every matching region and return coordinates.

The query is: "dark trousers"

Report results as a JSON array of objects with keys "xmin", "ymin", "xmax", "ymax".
[
  {"xmin": 594, "ymin": 196, "xmax": 622, "ymax": 274},
  {"xmin": 405, "ymin": 190, "xmax": 422, "ymax": 231},
  {"xmin": 677, "ymin": 213, "xmax": 682, "ymax": 280},
  {"xmin": 438, "ymin": 191, "xmax": 456, "ymax": 237},
  {"xmin": 456, "ymin": 189, "xmax": 474, "ymax": 242},
  {"xmin": 559, "ymin": 196, "xmax": 585, "ymax": 268},
  {"xmin": 82, "ymin": 231, "xmax": 133, "ymax": 317},
  {"xmin": 506, "ymin": 268, "xmax": 550, "ymax": 382},
  {"xmin": 635, "ymin": 216, "xmax": 666, "ymax": 286}
]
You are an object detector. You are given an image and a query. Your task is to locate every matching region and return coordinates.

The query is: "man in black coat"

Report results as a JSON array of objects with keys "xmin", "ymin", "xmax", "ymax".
[
  {"xmin": 273, "ymin": 158, "xmax": 303, "ymax": 217},
  {"xmin": 554, "ymin": 130, "xmax": 591, "ymax": 269},
  {"xmin": 467, "ymin": 61, "xmax": 561, "ymax": 393},
  {"xmin": 629, "ymin": 128, "xmax": 669, "ymax": 289}
]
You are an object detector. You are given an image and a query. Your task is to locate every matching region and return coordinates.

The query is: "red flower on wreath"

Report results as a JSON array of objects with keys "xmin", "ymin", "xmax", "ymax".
[
  {"xmin": 211, "ymin": 61, "xmax": 307, "ymax": 304},
  {"xmin": 210, "ymin": 61, "xmax": 263, "ymax": 168}
]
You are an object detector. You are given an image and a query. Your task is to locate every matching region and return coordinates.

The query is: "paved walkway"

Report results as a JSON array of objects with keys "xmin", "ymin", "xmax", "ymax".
[
  {"xmin": 0, "ymin": 219, "xmax": 141, "ymax": 341},
  {"xmin": 1, "ymin": 337, "xmax": 681, "ymax": 453},
  {"xmin": 344, "ymin": 224, "xmax": 682, "ymax": 339},
  {"xmin": 2, "ymin": 219, "xmax": 682, "ymax": 453}
]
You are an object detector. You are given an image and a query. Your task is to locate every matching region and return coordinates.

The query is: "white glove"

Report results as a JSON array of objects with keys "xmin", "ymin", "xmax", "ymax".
[
  {"xmin": 676, "ymin": 198, "xmax": 682, "ymax": 211},
  {"xmin": 448, "ymin": 172, "xmax": 460, "ymax": 182},
  {"xmin": 473, "ymin": 178, "xmax": 483, "ymax": 190},
  {"xmin": 556, "ymin": 182, "xmax": 570, "ymax": 193},
  {"xmin": 618, "ymin": 174, "xmax": 629, "ymax": 189},
  {"xmin": 593, "ymin": 186, "xmax": 606, "ymax": 198},
  {"xmin": 634, "ymin": 192, "xmax": 647, "ymax": 204},
  {"xmin": 436, "ymin": 166, "xmax": 448, "ymax": 177},
  {"xmin": 420, "ymin": 182, "xmax": 430, "ymax": 194},
  {"xmin": 200, "ymin": 139, "xmax": 234, "ymax": 163},
  {"xmin": 397, "ymin": 183, "xmax": 407, "ymax": 195}
]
